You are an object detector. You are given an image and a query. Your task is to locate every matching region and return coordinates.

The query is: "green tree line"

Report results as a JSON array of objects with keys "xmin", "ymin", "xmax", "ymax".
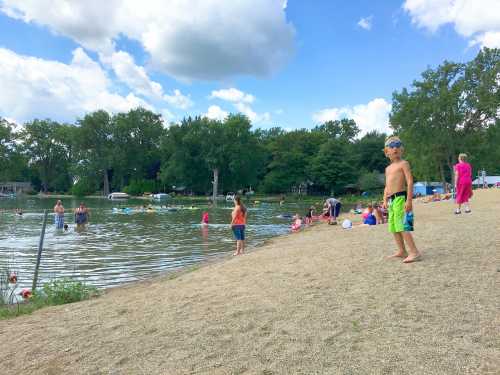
[{"xmin": 0, "ymin": 48, "xmax": 498, "ymax": 196}]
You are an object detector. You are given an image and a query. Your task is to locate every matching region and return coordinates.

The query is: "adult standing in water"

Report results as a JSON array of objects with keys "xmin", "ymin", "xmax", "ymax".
[
  {"xmin": 53, "ymin": 200, "xmax": 65, "ymax": 229},
  {"xmin": 454, "ymin": 153, "xmax": 473, "ymax": 214},
  {"xmin": 74, "ymin": 202, "xmax": 90, "ymax": 229},
  {"xmin": 231, "ymin": 195, "xmax": 247, "ymax": 256}
]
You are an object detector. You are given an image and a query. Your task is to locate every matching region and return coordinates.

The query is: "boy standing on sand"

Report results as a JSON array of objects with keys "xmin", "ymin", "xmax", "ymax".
[{"xmin": 383, "ymin": 136, "xmax": 422, "ymax": 263}]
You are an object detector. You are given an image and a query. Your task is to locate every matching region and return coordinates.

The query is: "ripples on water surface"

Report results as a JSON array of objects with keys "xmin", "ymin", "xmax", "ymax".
[{"xmin": 0, "ymin": 197, "xmax": 319, "ymax": 290}]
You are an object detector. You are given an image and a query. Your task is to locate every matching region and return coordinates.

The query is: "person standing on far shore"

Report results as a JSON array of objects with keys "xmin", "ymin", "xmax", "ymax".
[
  {"xmin": 454, "ymin": 153, "xmax": 473, "ymax": 214},
  {"xmin": 231, "ymin": 196, "xmax": 247, "ymax": 256},
  {"xmin": 383, "ymin": 136, "xmax": 421, "ymax": 263},
  {"xmin": 54, "ymin": 200, "xmax": 65, "ymax": 229}
]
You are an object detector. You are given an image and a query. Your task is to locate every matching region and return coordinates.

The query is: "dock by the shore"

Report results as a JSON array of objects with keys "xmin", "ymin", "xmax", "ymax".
[{"xmin": 1, "ymin": 189, "xmax": 499, "ymax": 374}]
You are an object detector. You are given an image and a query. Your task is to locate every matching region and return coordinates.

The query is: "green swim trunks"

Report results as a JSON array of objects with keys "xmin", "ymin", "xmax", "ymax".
[{"xmin": 388, "ymin": 195, "xmax": 414, "ymax": 233}]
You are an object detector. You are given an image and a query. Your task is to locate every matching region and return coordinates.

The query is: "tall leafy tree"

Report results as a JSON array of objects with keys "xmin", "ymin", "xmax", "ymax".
[
  {"xmin": 76, "ymin": 110, "xmax": 114, "ymax": 195},
  {"xmin": 261, "ymin": 129, "xmax": 324, "ymax": 193},
  {"xmin": 20, "ymin": 119, "xmax": 73, "ymax": 192},
  {"xmin": 112, "ymin": 108, "xmax": 165, "ymax": 188}
]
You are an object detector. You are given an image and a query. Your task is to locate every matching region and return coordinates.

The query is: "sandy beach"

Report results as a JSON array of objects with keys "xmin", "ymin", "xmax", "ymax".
[{"xmin": 0, "ymin": 189, "xmax": 499, "ymax": 374}]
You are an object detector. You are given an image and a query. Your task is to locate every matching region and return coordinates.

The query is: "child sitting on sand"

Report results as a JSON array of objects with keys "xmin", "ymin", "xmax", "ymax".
[
  {"xmin": 291, "ymin": 214, "xmax": 302, "ymax": 231},
  {"xmin": 362, "ymin": 204, "xmax": 377, "ymax": 225}
]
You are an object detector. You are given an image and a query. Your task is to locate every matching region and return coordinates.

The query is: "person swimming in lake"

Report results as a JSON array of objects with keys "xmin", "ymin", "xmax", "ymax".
[{"xmin": 74, "ymin": 202, "xmax": 89, "ymax": 229}]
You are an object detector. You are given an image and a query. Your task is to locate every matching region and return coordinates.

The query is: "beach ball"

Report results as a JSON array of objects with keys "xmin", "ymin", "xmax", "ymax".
[{"xmin": 342, "ymin": 219, "xmax": 352, "ymax": 229}]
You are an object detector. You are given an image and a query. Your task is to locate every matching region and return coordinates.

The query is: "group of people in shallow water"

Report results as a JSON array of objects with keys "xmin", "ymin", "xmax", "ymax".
[{"xmin": 53, "ymin": 200, "xmax": 89, "ymax": 231}]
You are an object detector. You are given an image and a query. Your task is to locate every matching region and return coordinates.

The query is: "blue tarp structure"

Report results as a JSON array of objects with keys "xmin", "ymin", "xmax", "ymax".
[{"xmin": 413, "ymin": 182, "xmax": 444, "ymax": 196}]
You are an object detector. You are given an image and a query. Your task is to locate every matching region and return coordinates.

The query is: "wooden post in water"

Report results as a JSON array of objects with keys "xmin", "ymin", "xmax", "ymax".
[
  {"xmin": 212, "ymin": 167, "xmax": 219, "ymax": 206},
  {"xmin": 32, "ymin": 209, "xmax": 48, "ymax": 291}
]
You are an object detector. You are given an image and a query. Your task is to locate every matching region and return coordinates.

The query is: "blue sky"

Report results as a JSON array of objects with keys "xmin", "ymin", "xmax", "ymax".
[{"xmin": 0, "ymin": 0, "xmax": 498, "ymax": 134}]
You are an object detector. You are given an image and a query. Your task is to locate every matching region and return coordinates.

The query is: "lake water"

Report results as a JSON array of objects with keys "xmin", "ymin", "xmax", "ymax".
[{"xmin": 0, "ymin": 197, "xmax": 321, "ymax": 291}]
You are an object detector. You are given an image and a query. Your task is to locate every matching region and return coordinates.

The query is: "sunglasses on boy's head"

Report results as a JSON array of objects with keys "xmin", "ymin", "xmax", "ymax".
[{"xmin": 386, "ymin": 140, "xmax": 402, "ymax": 148}]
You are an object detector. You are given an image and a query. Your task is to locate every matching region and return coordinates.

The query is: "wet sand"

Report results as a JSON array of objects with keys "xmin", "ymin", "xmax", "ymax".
[{"xmin": 0, "ymin": 189, "xmax": 499, "ymax": 374}]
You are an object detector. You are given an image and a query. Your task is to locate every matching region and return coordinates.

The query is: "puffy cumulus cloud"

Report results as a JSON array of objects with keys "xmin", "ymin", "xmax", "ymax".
[
  {"xmin": 403, "ymin": 0, "xmax": 500, "ymax": 48},
  {"xmin": 0, "ymin": 0, "xmax": 119, "ymax": 52},
  {"xmin": 0, "ymin": 47, "xmax": 152, "ymax": 123},
  {"xmin": 205, "ymin": 105, "xmax": 229, "ymax": 121},
  {"xmin": 470, "ymin": 31, "xmax": 500, "ymax": 48},
  {"xmin": 210, "ymin": 88, "xmax": 254, "ymax": 103},
  {"xmin": 0, "ymin": 0, "xmax": 295, "ymax": 81},
  {"xmin": 357, "ymin": 16, "xmax": 373, "ymax": 30},
  {"xmin": 313, "ymin": 98, "xmax": 392, "ymax": 135},
  {"xmin": 163, "ymin": 89, "xmax": 193, "ymax": 110},
  {"xmin": 101, "ymin": 50, "xmax": 193, "ymax": 109},
  {"xmin": 234, "ymin": 102, "xmax": 271, "ymax": 124},
  {"xmin": 209, "ymin": 87, "xmax": 270, "ymax": 124}
]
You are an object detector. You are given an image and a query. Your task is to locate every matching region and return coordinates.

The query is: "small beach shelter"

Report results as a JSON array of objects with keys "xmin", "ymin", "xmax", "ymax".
[
  {"xmin": 472, "ymin": 176, "xmax": 500, "ymax": 187},
  {"xmin": 413, "ymin": 182, "xmax": 427, "ymax": 196}
]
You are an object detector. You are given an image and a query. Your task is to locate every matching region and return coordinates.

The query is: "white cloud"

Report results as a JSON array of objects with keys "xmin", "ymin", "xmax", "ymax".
[
  {"xmin": 100, "ymin": 50, "xmax": 193, "ymax": 109},
  {"xmin": 205, "ymin": 105, "xmax": 229, "ymax": 121},
  {"xmin": 0, "ymin": 0, "xmax": 295, "ymax": 81},
  {"xmin": 404, "ymin": 0, "xmax": 500, "ymax": 48},
  {"xmin": 470, "ymin": 31, "xmax": 500, "ymax": 48},
  {"xmin": 0, "ymin": 47, "xmax": 152, "ymax": 123},
  {"xmin": 357, "ymin": 16, "xmax": 373, "ymax": 30},
  {"xmin": 282, "ymin": 0, "xmax": 288, "ymax": 10},
  {"xmin": 160, "ymin": 108, "xmax": 176, "ymax": 125},
  {"xmin": 313, "ymin": 98, "xmax": 392, "ymax": 135},
  {"xmin": 103, "ymin": 50, "xmax": 163, "ymax": 99},
  {"xmin": 209, "ymin": 87, "xmax": 270, "ymax": 124},
  {"xmin": 210, "ymin": 88, "xmax": 254, "ymax": 103},
  {"xmin": 234, "ymin": 102, "xmax": 271, "ymax": 124},
  {"xmin": 163, "ymin": 89, "xmax": 193, "ymax": 110}
]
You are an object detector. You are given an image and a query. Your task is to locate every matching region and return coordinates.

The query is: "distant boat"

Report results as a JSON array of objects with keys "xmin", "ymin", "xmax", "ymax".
[
  {"xmin": 225, "ymin": 192, "xmax": 235, "ymax": 202},
  {"xmin": 107, "ymin": 192, "xmax": 130, "ymax": 200},
  {"xmin": 0, "ymin": 192, "xmax": 15, "ymax": 198},
  {"xmin": 152, "ymin": 193, "xmax": 170, "ymax": 200}
]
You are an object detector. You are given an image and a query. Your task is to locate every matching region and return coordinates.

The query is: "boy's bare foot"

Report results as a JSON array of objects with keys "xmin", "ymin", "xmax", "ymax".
[
  {"xmin": 403, "ymin": 254, "xmax": 422, "ymax": 263},
  {"xmin": 386, "ymin": 252, "xmax": 407, "ymax": 259}
]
